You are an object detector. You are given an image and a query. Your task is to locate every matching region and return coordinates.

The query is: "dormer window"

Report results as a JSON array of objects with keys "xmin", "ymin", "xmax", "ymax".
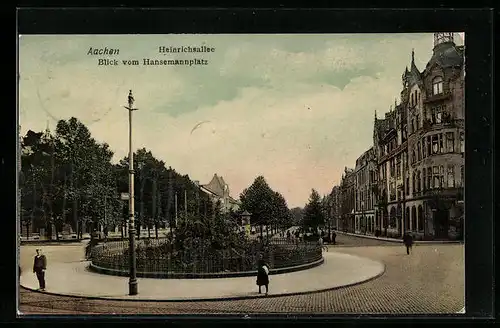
[{"xmin": 432, "ymin": 76, "xmax": 444, "ymax": 95}]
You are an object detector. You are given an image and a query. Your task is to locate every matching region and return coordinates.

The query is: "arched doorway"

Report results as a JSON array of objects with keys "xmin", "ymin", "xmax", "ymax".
[
  {"xmin": 418, "ymin": 205, "xmax": 424, "ymax": 233},
  {"xmin": 389, "ymin": 207, "xmax": 396, "ymax": 232},
  {"xmin": 411, "ymin": 206, "xmax": 417, "ymax": 232}
]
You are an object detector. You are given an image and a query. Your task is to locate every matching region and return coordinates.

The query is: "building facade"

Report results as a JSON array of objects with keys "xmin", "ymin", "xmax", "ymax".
[
  {"xmin": 334, "ymin": 33, "xmax": 464, "ymax": 240},
  {"xmin": 354, "ymin": 147, "xmax": 378, "ymax": 234},
  {"xmin": 339, "ymin": 167, "xmax": 355, "ymax": 232},
  {"xmin": 200, "ymin": 173, "xmax": 240, "ymax": 213},
  {"xmin": 329, "ymin": 185, "xmax": 341, "ymax": 230}
]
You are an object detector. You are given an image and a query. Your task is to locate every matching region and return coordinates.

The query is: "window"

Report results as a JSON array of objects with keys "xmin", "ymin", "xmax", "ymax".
[
  {"xmin": 460, "ymin": 132, "xmax": 464, "ymax": 153},
  {"xmin": 416, "ymin": 114, "xmax": 420, "ymax": 129},
  {"xmin": 440, "ymin": 165, "xmax": 445, "ymax": 188},
  {"xmin": 460, "ymin": 165, "xmax": 464, "ymax": 187},
  {"xmin": 433, "ymin": 166, "xmax": 439, "ymax": 189},
  {"xmin": 446, "ymin": 132, "xmax": 454, "ymax": 152},
  {"xmin": 432, "ymin": 135, "xmax": 439, "ymax": 154},
  {"xmin": 417, "ymin": 171, "xmax": 421, "ymax": 191},
  {"xmin": 447, "ymin": 165, "xmax": 455, "ymax": 188},
  {"xmin": 412, "ymin": 173, "xmax": 415, "ymax": 194},
  {"xmin": 432, "ymin": 76, "xmax": 444, "ymax": 95},
  {"xmin": 427, "ymin": 167, "xmax": 432, "ymax": 189},
  {"xmin": 427, "ymin": 136, "xmax": 432, "ymax": 156},
  {"xmin": 412, "ymin": 149, "xmax": 416, "ymax": 164},
  {"xmin": 390, "ymin": 158, "xmax": 395, "ymax": 177},
  {"xmin": 406, "ymin": 176, "xmax": 410, "ymax": 196},
  {"xmin": 417, "ymin": 141, "xmax": 422, "ymax": 161},
  {"xmin": 396, "ymin": 155, "xmax": 401, "ymax": 178},
  {"xmin": 412, "ymin": 119, "xmax": 415, "ymax": 134},
  {"xmin": 423, "ymin": 169, "xmax": 427, "ymax": 190},
  {"xmin": 431, "ymin": 105, "xmax": 445, "ymax": 124},
  {"xmin": 439, "ymin": 134, "xmax": 444, "ymax": 153}
]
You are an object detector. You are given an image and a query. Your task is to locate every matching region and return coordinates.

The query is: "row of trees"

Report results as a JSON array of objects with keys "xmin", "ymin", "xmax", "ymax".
[
  {"xmin": 20, "ymin": 117, "xmax": 302, "ymax": 241},
  {"xmin": 288, "ymin": 189, "xmax": 337, "ymax": 233},
  {"xmin": 20, "ymin": 117, "xmax": 218, "ymax": 240}
]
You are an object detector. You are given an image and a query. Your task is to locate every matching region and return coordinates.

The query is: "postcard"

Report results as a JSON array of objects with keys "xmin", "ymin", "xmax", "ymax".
[{"xmin": 18, "ymin": 32, "xmax": 465, "ymax": 315}]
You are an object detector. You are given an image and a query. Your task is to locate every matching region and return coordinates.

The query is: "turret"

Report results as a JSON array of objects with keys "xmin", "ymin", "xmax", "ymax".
[{"xmin": 433, "ymin": 32, "xmax": 454, "ymax": 49}]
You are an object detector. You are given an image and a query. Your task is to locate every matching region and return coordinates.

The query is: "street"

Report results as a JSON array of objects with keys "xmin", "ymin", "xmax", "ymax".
[{"xmin": 19, "ymin": 234, "xmax": 463, "ymax": 314}]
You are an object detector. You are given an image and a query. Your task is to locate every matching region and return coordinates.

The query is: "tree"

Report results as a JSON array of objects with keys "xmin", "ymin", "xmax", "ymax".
[
  {"xmin": 303, "ymin": 189, "xmax": 325, "ymax": 232},
  {"xmin": 239, "ymin": 176, "xmax": 276, "ymax": 237},
  {"xmin": 271, "ymin": 191, "xmax": 292, "ymax": 232},
  {"xmin": 290, "ymin": 207, "xmax": 304, "ymax": 226}
]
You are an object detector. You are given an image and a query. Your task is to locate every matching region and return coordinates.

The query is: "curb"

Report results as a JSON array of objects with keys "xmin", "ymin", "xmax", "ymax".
[
  {"xmin": 20, "ymin": 262, "xmax": 386, "ymax": 303},
  {"xmin": 88, "ymin": 257, "xmax": 324, "ymax": 279},
  {"xmin": 20, "ymin": 240, "xmax": 89, "ymax": 246},
  {"xmin": 338, "ymin": 232, "xmax": 463, "ymax": 245}
]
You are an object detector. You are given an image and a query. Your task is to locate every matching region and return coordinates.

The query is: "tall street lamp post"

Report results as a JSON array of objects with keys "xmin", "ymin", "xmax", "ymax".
[{"xmin": 125, "ymin": 90, "xmax": 138, "ymax": 295}]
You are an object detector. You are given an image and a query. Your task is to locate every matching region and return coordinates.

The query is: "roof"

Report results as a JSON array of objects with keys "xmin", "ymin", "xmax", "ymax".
[
  {"xmin": 425, "ymin": 42, "xmax": 464, "ymax": 72},
  {"xmin": 202, "ymin": 173, "xmax": 227, "ymax": 198}
]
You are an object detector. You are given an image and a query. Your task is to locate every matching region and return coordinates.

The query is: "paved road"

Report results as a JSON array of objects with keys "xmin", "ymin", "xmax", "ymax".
[{"xmin": 19, "ymin": 234, "xmax": 464, "ymax": 315}]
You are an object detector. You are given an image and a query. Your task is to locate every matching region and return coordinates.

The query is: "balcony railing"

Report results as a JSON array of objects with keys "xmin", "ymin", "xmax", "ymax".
[{"xmin": 423, "ymin": 91, "xmax": 452, "ymax": 104}]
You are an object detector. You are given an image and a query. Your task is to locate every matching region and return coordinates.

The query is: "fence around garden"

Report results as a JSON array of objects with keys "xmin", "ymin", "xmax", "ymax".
[{"xmin": 89, "ymin": 237, "xmax": 323, "ymax": 278}]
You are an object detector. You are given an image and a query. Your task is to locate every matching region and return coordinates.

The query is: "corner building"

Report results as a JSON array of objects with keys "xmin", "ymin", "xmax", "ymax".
[{"xmin": 373, "ymin": 33, "xmax": 464, "ymax": 239}]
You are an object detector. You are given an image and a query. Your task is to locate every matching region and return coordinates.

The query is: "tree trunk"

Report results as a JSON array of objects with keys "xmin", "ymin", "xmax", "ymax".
[
  {"xmin": 140, "ymin": 181, "xmax": 145, "ymax": 240},
  {"xmin": 31, "ymin": 176, "xmax": 36, "ymax": 240},
  {"xmin": 152, "ymin": 177, "xmax": 156, "ymax": 239},
  {"xmin": 71, "ymin": 163, "xmax": 79, "ymax": 240}
]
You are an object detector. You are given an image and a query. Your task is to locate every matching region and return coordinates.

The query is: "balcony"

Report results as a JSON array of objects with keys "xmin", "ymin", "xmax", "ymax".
[
  {"xmin": 422, "ymin": 187, "xmax": 464, "ymax": 198},
  {"xmin": 423, "ymin": 91, "xmax": 452, "ymax": 104}
]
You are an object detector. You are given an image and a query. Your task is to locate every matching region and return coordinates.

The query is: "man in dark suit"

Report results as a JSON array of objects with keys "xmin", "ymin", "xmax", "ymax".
[
  {"xmin": 403, "ymin": 232, "xmax": 414, "ymax": 255},
  {"xmin": 33, "ymin": 249, "xmax": 47, "ymax": 291}
]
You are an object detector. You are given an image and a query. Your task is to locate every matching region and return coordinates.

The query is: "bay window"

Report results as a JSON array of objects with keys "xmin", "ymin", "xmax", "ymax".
[
  {"xmin": 446, "ymin": 132, "xmax": 454, "ymax": 152},
  {"xmin": 447, "ymin": 165, "xmax": 455, "ymax": 188},
  {"xmin": 432, "ymin": 76, "xmax": 444, "ymax": 95}
]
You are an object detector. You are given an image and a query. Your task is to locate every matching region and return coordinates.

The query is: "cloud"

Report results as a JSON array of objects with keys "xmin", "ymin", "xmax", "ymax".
[{"xmin": 19, "ymin": 33, "xmax": 458, "ymax": 207}]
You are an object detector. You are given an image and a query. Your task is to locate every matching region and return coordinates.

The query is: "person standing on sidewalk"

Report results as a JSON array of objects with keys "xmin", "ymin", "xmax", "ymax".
[
  {"xmin": 32, "ymin": 249, "xmax": 47, "ymax": 291},
  {"xmin": 403, "ymin": 232, "xmax": 414, "ymax": 255},
  {"xmin": 256, "ymin": 254, "xmax": 269, "ymax": 296},
  {"xmin": 331, "ymin": 230, "xmax": 337, "ymax": 245}
]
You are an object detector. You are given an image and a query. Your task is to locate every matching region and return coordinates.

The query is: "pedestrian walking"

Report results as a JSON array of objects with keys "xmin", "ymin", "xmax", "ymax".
[
  {"xmin": 331, "ymin": 230, "xmax": 337, "ymax": 245},
  {"xmin": 32, "ymin": 249, "xmax": 47, "ymax": 291},
  {"xmin": 318, "ymin": 235, "xmax": 328, "ymax": 252},
  {"xmin": 403, "ymin": 232, "xmax": 414, "ymax": 255},
  {"xmin": 256, "ymin": 254, "xmax": 269, "ymax": 295}
]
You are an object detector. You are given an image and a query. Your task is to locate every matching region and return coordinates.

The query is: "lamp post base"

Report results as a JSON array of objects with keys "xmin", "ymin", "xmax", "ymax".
[{"xmin": 129, "ymin": 280, "xmax": 138, "ymax": 295}]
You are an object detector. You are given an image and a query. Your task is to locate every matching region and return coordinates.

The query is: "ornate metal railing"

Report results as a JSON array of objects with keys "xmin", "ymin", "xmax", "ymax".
[{"xmin": 90, "ymin": 237, "xmax": 322, "ymax": 276}]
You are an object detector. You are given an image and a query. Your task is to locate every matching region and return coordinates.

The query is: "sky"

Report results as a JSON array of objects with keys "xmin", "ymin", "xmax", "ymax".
[{"xmin": 18, "ymin": 33, "xmax": 464, "ymax": 208}]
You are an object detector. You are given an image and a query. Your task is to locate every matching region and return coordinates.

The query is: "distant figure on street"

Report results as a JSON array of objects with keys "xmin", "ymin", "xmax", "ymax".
[
  {"xmin": 32, "ymin": 249, "xmax": 47, "ymax": 291},
  {"xmin": 403, "ymin": 232, "xmax": 414, "ymax": 255},
  {"xmin": 256, "ymin": 254, "xmax": 269, "ymax": 295},
  {"xmin": 331, "ymin": 230, "xmax": 337, "ymax": 245},
  {"xmin": 318, "ymin": 235, "xmax": 328, "ymax": 252}
]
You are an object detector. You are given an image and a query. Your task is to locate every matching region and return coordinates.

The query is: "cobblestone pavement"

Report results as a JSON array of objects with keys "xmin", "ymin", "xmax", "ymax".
[{"xmin": 18, "ymin": 235, "xmax": 464, "ymax": 315}]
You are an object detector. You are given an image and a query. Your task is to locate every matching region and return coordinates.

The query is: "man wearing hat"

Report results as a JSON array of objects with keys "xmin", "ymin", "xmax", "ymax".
[{"xmin": 32, "ymin": 249, "xmax": 47, "ymax": 291}]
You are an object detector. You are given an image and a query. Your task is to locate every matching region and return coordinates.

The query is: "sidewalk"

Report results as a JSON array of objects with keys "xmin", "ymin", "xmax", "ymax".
[
  {"xmin": 20, "ymin": 249, "xmax": 384, "ymax": 302},
  {"xmin": 338, "ymin": 231, "xmax": 462, "ymax": 244}
]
